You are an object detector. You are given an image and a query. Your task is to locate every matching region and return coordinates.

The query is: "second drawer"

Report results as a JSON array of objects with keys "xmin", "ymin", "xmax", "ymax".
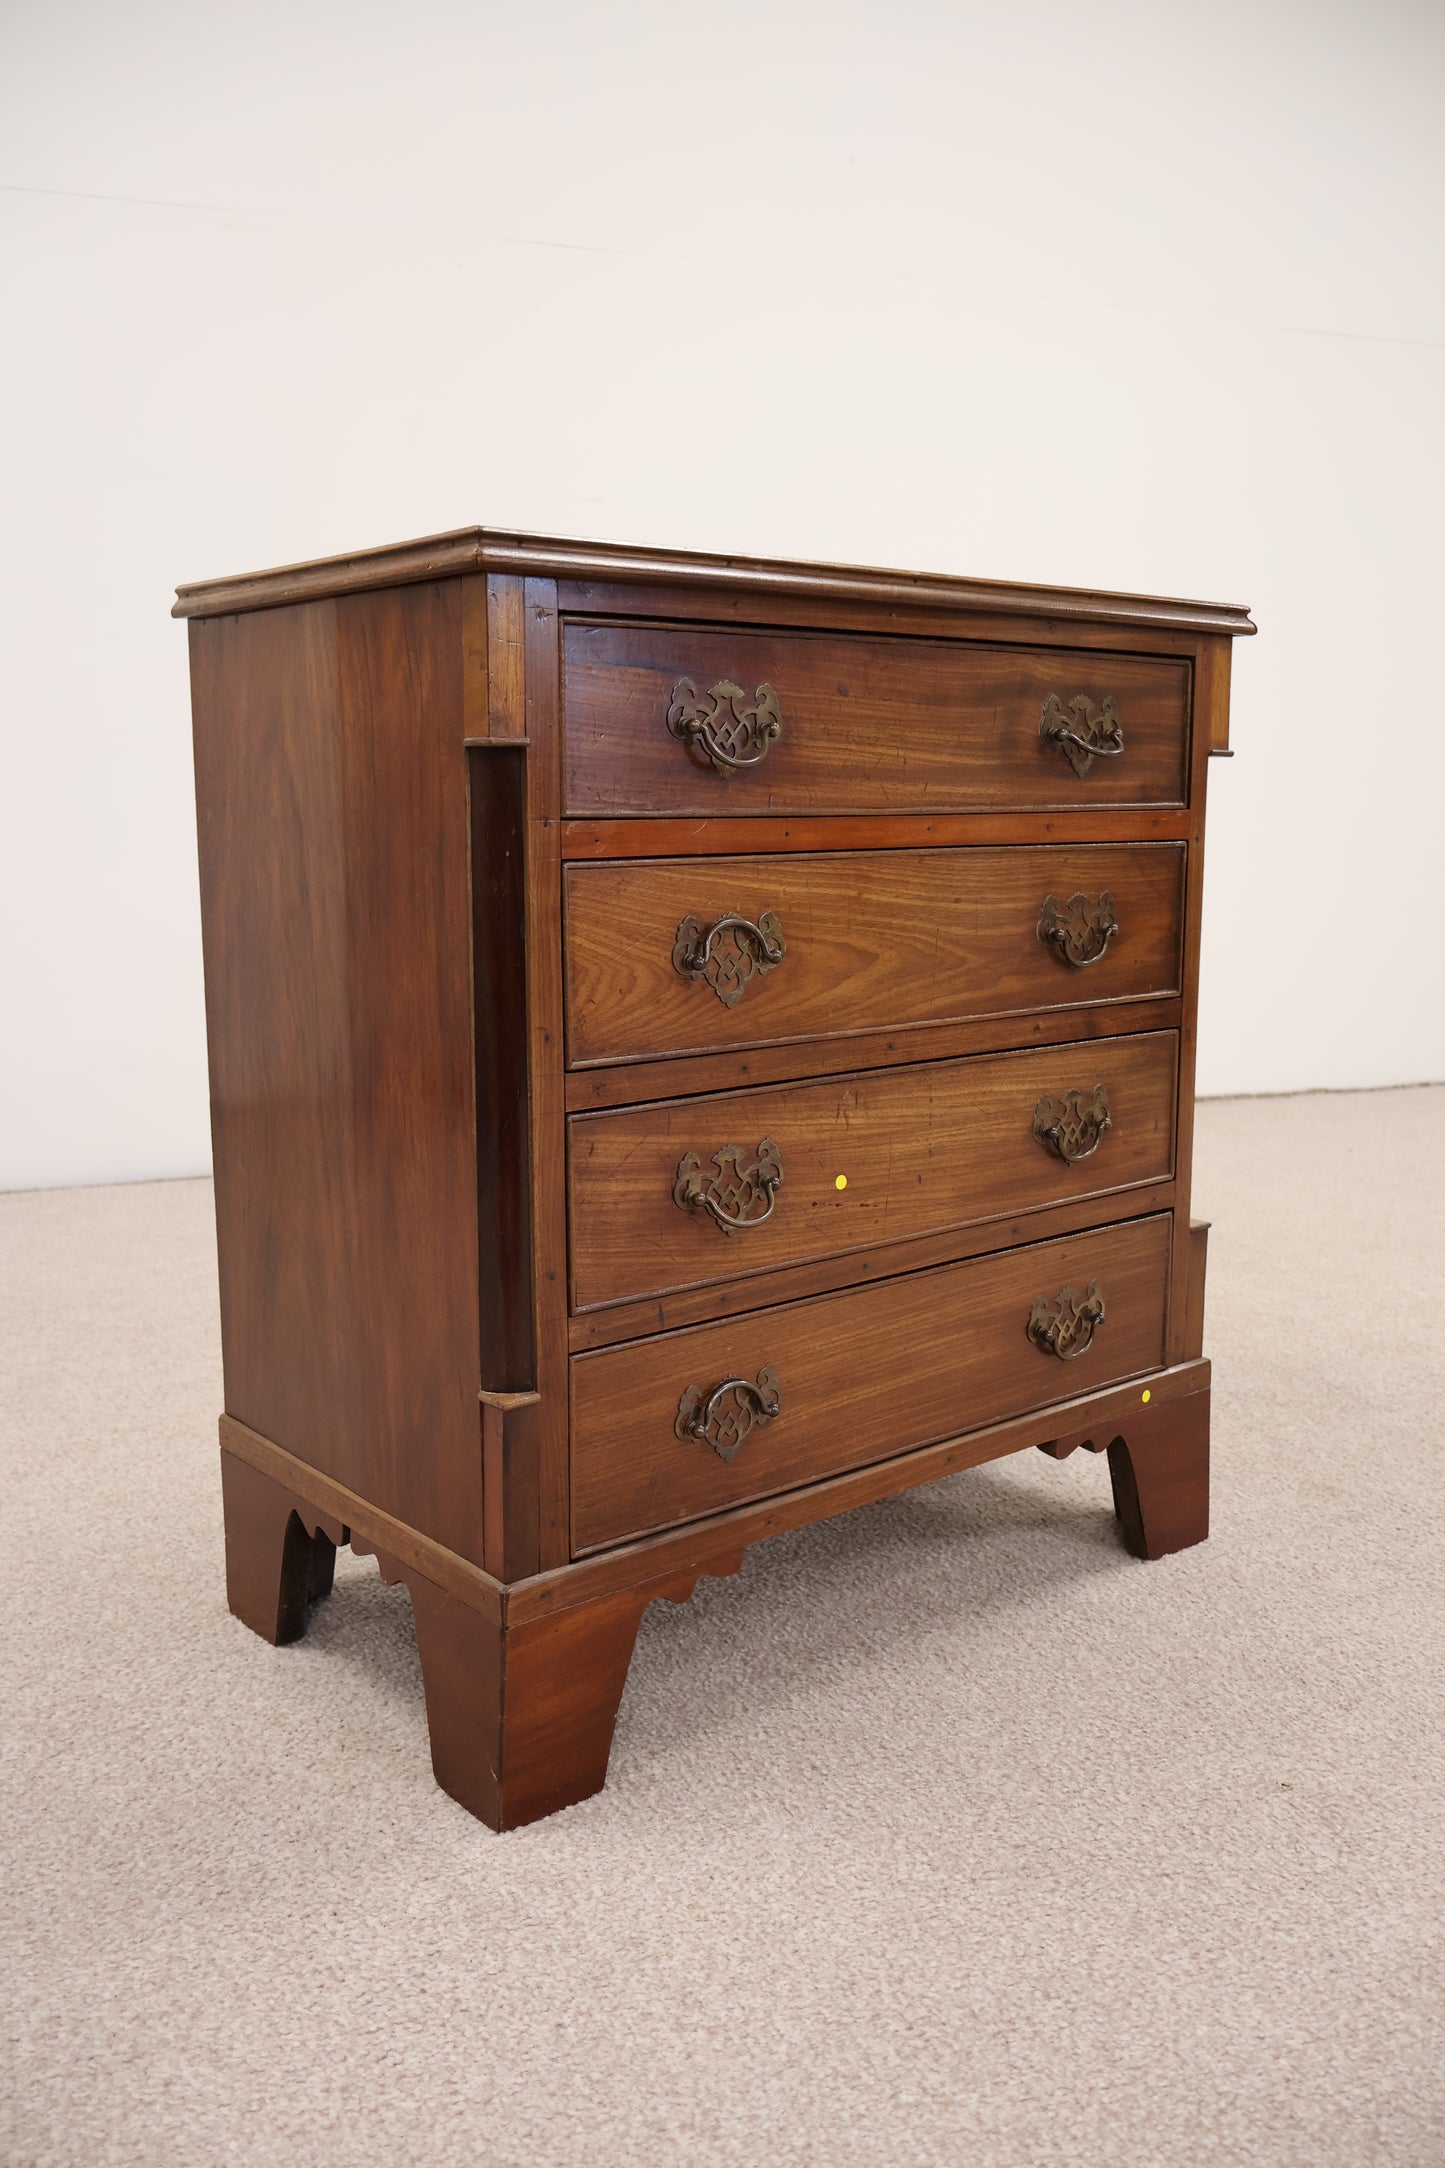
[
  {"xmin": 568, "ymin": 1030, "xmax": 1178, "ymax": 1311},
  {"xmin": 564, "ymin": 844, "xmax": 1185, "ymax": 1067}
]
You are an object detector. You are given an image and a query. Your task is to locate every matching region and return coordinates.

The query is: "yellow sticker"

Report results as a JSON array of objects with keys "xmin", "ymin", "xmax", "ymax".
[
  {"xmin": 1141, "ymin": 1389, "xmax": 1151, "ymax": 1403},
  {"xmin": 835, "ymin": 1175, "xmax": 848, "ymax": 1190}
]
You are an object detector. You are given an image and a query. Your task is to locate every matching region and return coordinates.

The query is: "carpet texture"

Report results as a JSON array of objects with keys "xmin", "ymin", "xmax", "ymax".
[{"xmin": 2, "ymin": 1088, "xmax": 1443, "ymax": 2167}]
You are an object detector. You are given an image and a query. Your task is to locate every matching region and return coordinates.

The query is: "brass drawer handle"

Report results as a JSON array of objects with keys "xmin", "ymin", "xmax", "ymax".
[
  {"xmin": 1033, "ymin": 1085, "xmax": 1112, "ymax": 1165},
  {"xmin": 1040, "ymin": 693, "xmax": 1124, "ymax": 776},
  {"xmin": 672, "ymin": 909, "xmax": 785, "ymax": 1007},
  {"xmin": 674, "ymin": 1139, "xmax": 783, "ymax": 1234},
  {"xmin": 1027, "ymin": 1280, "xmax": 1107, "ymax": 1361},
  {"xmin": 667, "ymin": 677, "xmax": 783, "ymax": 771},
  {"xmin": 675, "ymin": 1366, "xmax": 782, "ymax": 1461},
  {"xmin": 1038, "ymin": 889, "xmax": 1119, "ymax": 968}
]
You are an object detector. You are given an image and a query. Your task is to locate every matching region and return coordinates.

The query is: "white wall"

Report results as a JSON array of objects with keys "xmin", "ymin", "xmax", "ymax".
[{"xmin": 3, "ymin": 0, "xmax": 1443, "ymax": 1189}]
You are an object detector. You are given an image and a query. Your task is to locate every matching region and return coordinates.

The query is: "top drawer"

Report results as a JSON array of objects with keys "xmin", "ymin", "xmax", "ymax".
[{"xmin": 563, "ymin": 621, "xmax": 1191, "ymax": 817}]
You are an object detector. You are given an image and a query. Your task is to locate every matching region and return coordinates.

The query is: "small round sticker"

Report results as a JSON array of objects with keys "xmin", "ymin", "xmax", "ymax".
[
  {"xmin": 835, "ymin": 1175, "xmax": 848, "ymax": 1191},
  {"xmin": 1141, "ymin": 1389, "xmax": 1152, "ymax": 1404}
]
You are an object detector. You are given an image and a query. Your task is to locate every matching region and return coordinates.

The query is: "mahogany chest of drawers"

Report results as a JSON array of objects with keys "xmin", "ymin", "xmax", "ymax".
[{"xmin": 177, "ymin": 529, "xmax": 1254, "ymax": 1830}]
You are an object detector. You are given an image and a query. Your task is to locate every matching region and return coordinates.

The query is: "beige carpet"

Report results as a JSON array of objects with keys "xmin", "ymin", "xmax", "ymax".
[{"xmin": 3, "ymin": 1088, "xmax": 1443, "ymax": 2167}]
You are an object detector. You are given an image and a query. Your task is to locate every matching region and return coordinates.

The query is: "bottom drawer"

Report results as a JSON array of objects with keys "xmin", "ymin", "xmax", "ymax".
[{"xmin": 571, "ymin": 1212, "xmax": 1171, "ymax": 1551}]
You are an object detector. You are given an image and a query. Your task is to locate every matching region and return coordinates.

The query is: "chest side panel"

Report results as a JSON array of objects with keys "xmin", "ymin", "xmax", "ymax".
[{"xmin": 190, "ymin": 579, "xmax": 484, "ymax": 1561}]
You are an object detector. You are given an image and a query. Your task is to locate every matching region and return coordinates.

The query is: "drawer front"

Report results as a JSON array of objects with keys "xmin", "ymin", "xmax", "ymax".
[
  {"xmin": 564, "ymin": 844, "xmax": 1183, "ymax": 1067},
  {"xmin": 563, "ymin": 621, "xmax": 1190, "ymax": 815},
  {"xmin": 571, "ymin": 1213, "xmax": 1171, "ymax": 1550},
  {"xmin": 569, "ymin": 1031, "xmax": 1178, "ymax": 1311}
]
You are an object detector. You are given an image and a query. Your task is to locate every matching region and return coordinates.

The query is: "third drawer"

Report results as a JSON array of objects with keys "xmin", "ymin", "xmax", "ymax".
[{"xmin": 568, "ymin": 1030, "xmax": 1178, "ymax": 1311}]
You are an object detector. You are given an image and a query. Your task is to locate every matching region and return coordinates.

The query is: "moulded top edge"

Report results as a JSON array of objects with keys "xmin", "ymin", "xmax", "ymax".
[{"xmin": 172, "ymin": 524, "xmax": 1258, "ymax": 636}]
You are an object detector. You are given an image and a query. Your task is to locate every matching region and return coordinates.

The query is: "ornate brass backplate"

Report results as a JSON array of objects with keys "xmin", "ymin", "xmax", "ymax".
[
  {"xmin": 1039, "ymin": 693, "xmax": 1124, "ymax": 776},
  {"xmin": 1026, "ymin": 1281, "xmax": 1107, "ymax": 1361},
  {"xmin": 674, "ymin": 1366, "xmax": 783, "ymax": 1461},
  {"xmin": 672, "ymin": 909, "xmax": 785, "ymax": 1007},
  {"xmin": 1037, "ymin": 890, "xmax": 1119, "ymax": 968},
  {"xmin": 1032, "ymin": 1084, "xmax": 1113, "ymax": 1165},
  {"xmin": 667, "ymin": 677, "xmax": 783, "ymax": 772},
  {"xmin": 673, "ymin": 1139, "xmax": 783, "ymax": 1234}
]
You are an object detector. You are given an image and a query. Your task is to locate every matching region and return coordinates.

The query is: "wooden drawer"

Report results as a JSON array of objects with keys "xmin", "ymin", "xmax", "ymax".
[
  {"xmin": 563, "ymin": 621, "xmax": 1190, "ymax": 815},
  {"xmin": 564, "ymin": 844, "xmax": 1183, "ymax": 1067},
  {"xmin": 571, "ymin": 1212, "xmax": 1171, "ymax": 1550},
  {"xmin": 569, "ymin": 1031, "xmax": 1178, "ymax": 1311}
]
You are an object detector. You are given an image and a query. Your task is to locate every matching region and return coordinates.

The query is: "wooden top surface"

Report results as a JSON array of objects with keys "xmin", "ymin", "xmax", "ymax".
[{"xmin": 173, "ymin": 526, "xmax": 1257, "ymax": 637}]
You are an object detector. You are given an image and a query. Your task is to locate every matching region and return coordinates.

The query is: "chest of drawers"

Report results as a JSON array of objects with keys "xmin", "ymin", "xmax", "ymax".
[{"xmin": 177, "ymin": 529, "xmax": 1253, "ymax": 1830}]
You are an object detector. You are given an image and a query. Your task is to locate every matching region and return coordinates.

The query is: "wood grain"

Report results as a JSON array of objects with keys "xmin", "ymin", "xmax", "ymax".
[
  {"xmin": 563, "ymin": 996, "xmax": 1183, "ymax": 1112},
  {"xmin": 561, "ymin": 809, "xmax": 1191, "ymax": 858},
  {"xmin": 175, "ymin": 526, "xmax": 1258, "ymax": 639},
  {"xmin": 1106, "ymin": 1386, "xmax": 1210, "ymax": 1559},
  {"xmin": 526, "ymin": 1359, "xmax": 1212, "ymax": 1618},
  {"xmin": 569, "ymin": 1030, "xmax": 1178, "ymax": 1312},
  {"xmin": 522, "ymin": 578, "xmax": 572, "ymax": 1572},
  {"xmin": 1164, "ymin": 636, "xmax": 1220, "ymax": 1364},
  {"xmin": 460, "ymin": 573, "xmax": 493, "ymax": 740},
  {"xmin": 564, "ymin": 620, "xmax": 1190, "ymax": 815},
  {"xmin": 1208, "ymin": 641, "xmax": 1233, "ymax": 754},
  {"xmin": 564, "ymin": 844, "xmax": 1185, "ymax": 1067},
  {"xmin": 185, "ymin": 523, "xmax": 1248, "ymax": 1829},
  {"xmin": 221, "ymin": 1446, "xmax": 342, "ymax": 1645},
  {"xmin": 190, "ymin": 583, "xmax": 484, "ymax": 1562},
  {"xmin": 486, "ymin": 573, "xmax": 527, "ymax": 739},
  {"xmin": 469, "ymin": 743, "xmax": 534, "ymax": 1395},
  {"xmin": 558, "ymin": 582, "xmax": 1226, "ymax": 662},
  {"xmin": 220, "ymin": 1414, "xmax": 503, "ymax": 1625},
  {"xmin": 1182, "ymin": 1219, "xmax": 1210, "ymax": 1362},
  {"xmin": 568, "ymin": 1179, "xmax": 1179, "ymax": 1350},
  {"xmin": 220, "ymin": 1359, "xmax": 1211, "ymax": 1635},
  {"xmin": 570, "ymin": 1213, "xmax": 1172, "ymax": 1551},
  {"xmin": 406, "ymin": 1571, "xmax": 673, "ymax": 1830},
  {"xmin": 219, "ymin": 1433, "xmax": 741, "ymax": 1830},
  {"xmin": 473, "ymin": 575, "xmax": 569, "ymax": 1580}
]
